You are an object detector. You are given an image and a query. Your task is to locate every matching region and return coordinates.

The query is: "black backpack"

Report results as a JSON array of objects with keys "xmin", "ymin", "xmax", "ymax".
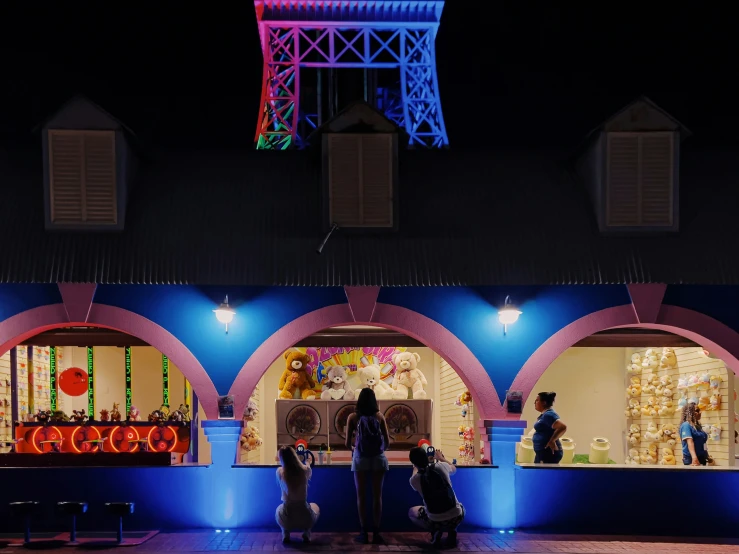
[{"xmin": 419, "ymin": 464, "xmax": 457, "ymax": 515}]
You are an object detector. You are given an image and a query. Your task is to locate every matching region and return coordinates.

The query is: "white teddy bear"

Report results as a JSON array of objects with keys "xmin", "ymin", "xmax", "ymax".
[
  {"xmin": 643, "ymin": 422, "xmax": 662, "ymax": 442},
  {"xmin": 642, "ymin": 349, "xmax": 659, "ymax": 369},
  {"xmin": 391, "ymin": 351, "xmax": 428, "ymax": 399},
  {"xmin": 627, "ymin": 353, "xmax": 642, "ymax": 374},
  {"xmin": 626, "ymin": 448, "xmax": 641, "ymax": 465},
  {"xmin": 660, "ymin": 347, "xmax": 677, "ymax": 368},
  {"xmin": 354, "ymin": 364, "xmax": 394, "ymax": 400}
]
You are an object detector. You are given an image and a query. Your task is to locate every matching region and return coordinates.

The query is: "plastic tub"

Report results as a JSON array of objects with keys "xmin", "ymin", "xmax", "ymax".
[
  {"xmin": 589, "ymin": 437, "xmax": 611, "ymax": 464},
  {"xmin": 559, "ymin": 437, "xmax": 575, "ymax": 464},
  {"xmin": 517, "ymin": 436, "xmax": 536, "ymax": 464}
]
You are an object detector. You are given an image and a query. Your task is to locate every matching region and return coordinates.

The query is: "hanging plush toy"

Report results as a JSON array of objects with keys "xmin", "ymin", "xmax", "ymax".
[{"xmin": 455, "ymin": 390, "xmax": 472, "ymax": 418}]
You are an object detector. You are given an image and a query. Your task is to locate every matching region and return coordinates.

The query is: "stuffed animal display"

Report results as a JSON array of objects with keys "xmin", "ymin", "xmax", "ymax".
[
  {"xmin": 279, "ymin": 351, "xmax": 316, "ymax": 400},
  {"xmin": 320, "ymin": 365, "xmax": 355, "ymax": 401},
  {"xmin": 391, "ymin": 351, "xmax": 428, "ymax": 399},
  {"xmin": 353, "ymin": 364, "xmax": 393, "ymax": 400}
]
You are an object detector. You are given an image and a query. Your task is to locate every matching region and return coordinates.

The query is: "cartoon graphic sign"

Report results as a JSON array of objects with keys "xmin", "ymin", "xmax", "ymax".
[
  {"xmin": 58, "ymin": 367, "xmax": 89, "ymax": 397},
  {"xmin": 290, "ymin": 346, "xmax": 408, "ymax": 395}
]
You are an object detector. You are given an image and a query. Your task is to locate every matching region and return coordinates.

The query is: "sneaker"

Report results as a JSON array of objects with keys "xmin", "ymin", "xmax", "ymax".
[
  {"xmin": 281, "ymin": 531, "xmax": 291, "ymax": 544},
  {"xmin": 446, "ymin": 530, "xmax": 458, "ymax": 548},
  {"xmin": 356, "ymin": 530, "xmax": 369, "ymax": 544},
  {"xmin": 431, "ymin": 530, "xmax": 443, "ymax": 548},
  {"xmin": 302, "ymin": 531, "xmax": 311, "ymax": 543}
]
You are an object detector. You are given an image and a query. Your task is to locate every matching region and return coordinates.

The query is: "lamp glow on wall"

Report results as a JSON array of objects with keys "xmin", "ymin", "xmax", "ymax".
[
  {"xmin": 214, "ymin": 296, "xmax": 235, "ymax": 334},
  {"xmin": 498, "ymin": 295, "xmax": 522, "ymax": 335}
]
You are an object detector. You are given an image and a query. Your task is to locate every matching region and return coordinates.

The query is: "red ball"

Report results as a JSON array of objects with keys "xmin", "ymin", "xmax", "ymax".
[{"xmin": 58, "ymin": 368, "xmax": 89, "ymax": 397}]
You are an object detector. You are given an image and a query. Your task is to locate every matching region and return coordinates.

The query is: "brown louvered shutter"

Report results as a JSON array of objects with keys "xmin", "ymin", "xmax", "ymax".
[
  {"xmin": 606, "ymin": 132, "xmax": 674, "ymax": 227},
  {"xmin": 328, "ymin": 133, "xmax": 393, "ymax": 228},
  {"xmin": 640, "ymin": 134, "xmax": 673, "ymax": 226},
  {"xmin": 49, "ymin": 130, "xmax": 117, "ymax": 225}
]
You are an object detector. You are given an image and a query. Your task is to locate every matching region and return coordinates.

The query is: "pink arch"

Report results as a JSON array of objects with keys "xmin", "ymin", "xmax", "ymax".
[
  {"xmin": 0, "ymin": 304, "xmax": 220, "ymax": 419},
  {"xmin": 228, "ymin": 302, "xmax": 504, "ymax": 419},
  {"xmin": 511, "ymin": 303, "xmax": 739, "ymax": 410}
]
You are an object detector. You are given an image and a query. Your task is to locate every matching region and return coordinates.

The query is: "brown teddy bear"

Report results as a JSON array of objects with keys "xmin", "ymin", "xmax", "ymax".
[{"xmin": 279, "ymin": 351, "xmax": 317, "ymax": 400}]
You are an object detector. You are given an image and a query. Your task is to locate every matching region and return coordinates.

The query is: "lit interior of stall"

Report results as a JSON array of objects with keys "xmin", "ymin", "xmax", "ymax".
[
  {"xmin": 0, "ymin": 327, "xmax": 211, "ymax": 464},
  {"xmin": 239, "ymin": 325, "xmax": 481, "ymax": 466},
  {"xmin": 515, "ymin": 329, "xmax": 737, "ymax": 467}
]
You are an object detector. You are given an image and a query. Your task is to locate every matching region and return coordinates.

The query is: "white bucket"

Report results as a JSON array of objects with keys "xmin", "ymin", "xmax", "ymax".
[
  {"xmin": 559, "ymin": 437, "xmax": 575, "ymax": 465},
  {"xmin": 517, "ymin": 436, "xmax": 536, "ymax": 464},
  {"xmin": 589, "ymin": 437, "xmax": 611, "ymax": 464}
]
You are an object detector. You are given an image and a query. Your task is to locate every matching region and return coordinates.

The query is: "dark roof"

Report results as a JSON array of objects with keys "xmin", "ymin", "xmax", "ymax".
[{"xmin": 1, "ymin": 133, "xmax": 739, "ymax": 285}]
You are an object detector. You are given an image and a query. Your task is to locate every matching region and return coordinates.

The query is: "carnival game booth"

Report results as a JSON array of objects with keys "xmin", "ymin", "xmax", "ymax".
[
  {"xmin": 515, "ymin": 329, "xmax": 736, "ymax": 468},
  {"xmin": 0, "ymin": 328, "xmax": 201, "ymax": 467},
  {"xmin": 238, "ymin": 326, "xmax": 482, "ymax": 466}
]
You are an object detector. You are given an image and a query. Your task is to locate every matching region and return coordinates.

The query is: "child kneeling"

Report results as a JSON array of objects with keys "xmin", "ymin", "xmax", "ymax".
[
  {"xmin": 275, "ymin": 446, "xmax": 320, "ymax": 543},
  {"xmin": 408, "ymin": 447, "xmax": 465, "ymax": 548}
]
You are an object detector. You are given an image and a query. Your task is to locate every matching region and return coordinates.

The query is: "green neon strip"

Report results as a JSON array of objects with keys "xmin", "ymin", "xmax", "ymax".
[
  {"xmin": 87, "ymin": 347, "xmax": 94, "ymax": 417},
  {"xmin": 49, "ymin": 346, "xmax": 57, "ymax": 412},
  {"xmin": 125, "ymin": 346, "xmax": 132, "ymax": 415},
  {"xmin": 162, "ymin": 354, "xmax": 169, "ymax": 407}
]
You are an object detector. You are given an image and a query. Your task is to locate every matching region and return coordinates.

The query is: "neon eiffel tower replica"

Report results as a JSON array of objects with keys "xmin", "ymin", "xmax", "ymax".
[{"xmin": 254, "ymin": 0, "xmax": 449, "ymax": 150}]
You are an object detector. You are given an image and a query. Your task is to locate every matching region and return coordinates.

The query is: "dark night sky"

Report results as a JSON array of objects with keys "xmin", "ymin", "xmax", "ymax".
[{"xmin": 0, "ymin": 3, "xmax": 735, "ymax": 149}]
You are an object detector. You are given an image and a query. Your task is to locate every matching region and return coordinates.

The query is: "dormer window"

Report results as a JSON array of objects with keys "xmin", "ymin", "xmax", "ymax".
[
  {"xmin": 326, "ymin": 133, "xmax": 394, "ymax": 228},
  {"xmin": 606, "ymin": 132, "xmax": 674, "ymax": 227},
  {"xmin": 575, "ymin": 97, "xmax": 686, "ymax": 233},
  {"xmin": 48, "ymin": 130, "xmax": 117, "ymax": 225}
]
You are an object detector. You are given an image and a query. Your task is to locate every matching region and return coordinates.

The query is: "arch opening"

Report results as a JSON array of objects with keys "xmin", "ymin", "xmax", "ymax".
[
  {"xmin": 512, "ymin": 305, "xmax": 739, "ymax": 468},
  {"xmin": 229, "ymin": 303, "xmax": 502, "ymax": 465},
  {"xmin": 0, "ymin": 303, "xmax": 219, "ymax": 419}
]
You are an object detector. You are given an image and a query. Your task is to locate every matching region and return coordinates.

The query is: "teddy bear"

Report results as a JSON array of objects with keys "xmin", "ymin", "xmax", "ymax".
[
  {"xmin": 626, "ymin": 448, "xmax": 641, "ymax": 465},
  {"xmin": 627, "ymin": 377, "xmax": 642, "ymax": 397},
  {"xmin": 697, "ymin": 392, "xmax": 711, "ymax": 412},
  {"xmin": 660, "ymin": 423, "xmax": 677, "ymax": 440},
  {"xmin": 627, "ymin": 353, "xmax": 642, "ymax": 374},
  {"xmin": 354, "ymin": 364, "xmax": 393, "ymax": 400},
  {"xmin": 709, "ymin": 374, "xmax": 722, "ymax": 390},
  {"xmin": 240, "ymin": 425, "xmax": 263, "ymax": 452},
  {"xmin": 659, "ymin": 448, "xmax": 676, "ymax": 465},
  {"xmin": 643, "ymin": 375, "xmax": 660, "ymax": 395},
  {"xmin": 624, "ymin": 398, "xmax": 640, "ymax": 418},
  {"xmin": 279, "ymin": 351, "xmax": 316, "ymax": 400},
  {"xmin": 320, "ymin": 365, "xmax": 355, "ymax": 401},
  {"xmin": 391, "ymin": 351, "xmax": 428, "ymax": 399},
  {"xmin": 708, "ymin": 392, "xmax": 721, "ymax": 411},
  {"xmin": 643, "ymin": 422, "xmax": 662, "ymax": 442},
  {"xmin": 709, "ymin": 423, "xmax": 722, "ymax": 441},
  {"xmin": 698, "ymin": 372, "xmax": 711, "ymax": 389},
  {"xmin": 658, "ymin": 398, "xmax": 674, "ymax": 417},
  {"xmin": 243, "ymin": 397, "xmax": 259, "ymax": 421},
  {"xmin": 627, "ymin": 424, "xmax": 641, "ymax": 446},
  {"xmin": 660, "ymin": 347, "xmax": 677, "ymax": 368},
  {"xmin": 646, "ymin": 444, "xmax": 658, "ymax": 464},
  {"xmin": 642, "ymin": 349, "xmax": 659, "ymax": 369}
]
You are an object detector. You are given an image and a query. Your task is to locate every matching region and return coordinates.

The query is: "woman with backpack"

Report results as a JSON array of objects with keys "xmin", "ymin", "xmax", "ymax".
[
  {"xmin": 408, "ymin": 446, "xmax": 464, "ymax": 548},
  {"xmin": 344, "ymin": 388, "xmax": 391, "ymax": 544}
]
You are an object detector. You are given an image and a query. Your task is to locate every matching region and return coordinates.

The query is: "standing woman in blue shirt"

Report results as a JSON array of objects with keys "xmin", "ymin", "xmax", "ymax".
[
  {"xmin": 680, "ymin": 403, "xmax": 712, "ymax": 466},
  {"xmin": 532, "ymin": 391, "xmax": 568, "ymax": 464}
]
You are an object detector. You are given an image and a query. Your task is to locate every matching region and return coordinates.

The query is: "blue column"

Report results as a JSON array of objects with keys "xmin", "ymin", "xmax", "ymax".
[
  {"xmin": 201, "ymin": 420, "xmax": 243, "ymax": 529},
  {"xmin": 482, "ymin": 419, "xmax": 526, "ymax": 530}
]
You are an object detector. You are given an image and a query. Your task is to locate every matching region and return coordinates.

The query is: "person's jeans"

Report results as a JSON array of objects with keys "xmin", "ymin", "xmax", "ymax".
[
  {"xmin": 682, "ymin": 453, "xmax": 707, "ymax": 466},
  {"xmin": 534, "ymin": 449, "xmax": 563, "ymax": 464}
]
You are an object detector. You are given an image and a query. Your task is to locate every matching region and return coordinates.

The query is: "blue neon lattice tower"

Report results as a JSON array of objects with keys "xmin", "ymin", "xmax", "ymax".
[{"xmin": 254, "ymin": 0, "xmax": 449, "ymax": 149}]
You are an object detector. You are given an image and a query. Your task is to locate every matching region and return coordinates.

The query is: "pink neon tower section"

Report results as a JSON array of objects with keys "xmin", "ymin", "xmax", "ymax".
[{"xmin": 254, "ymin": 0, "xmax": 449, "ymax": 150}]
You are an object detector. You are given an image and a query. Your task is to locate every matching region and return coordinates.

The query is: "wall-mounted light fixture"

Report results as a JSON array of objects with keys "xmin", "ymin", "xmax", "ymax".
[
  {"xmin": 498, "ymin": 295, "xmax": 522, "ymax": 335},
  {"xmin": 214, "ymin": 295, "xmax": 235, "ymax": 334}
]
